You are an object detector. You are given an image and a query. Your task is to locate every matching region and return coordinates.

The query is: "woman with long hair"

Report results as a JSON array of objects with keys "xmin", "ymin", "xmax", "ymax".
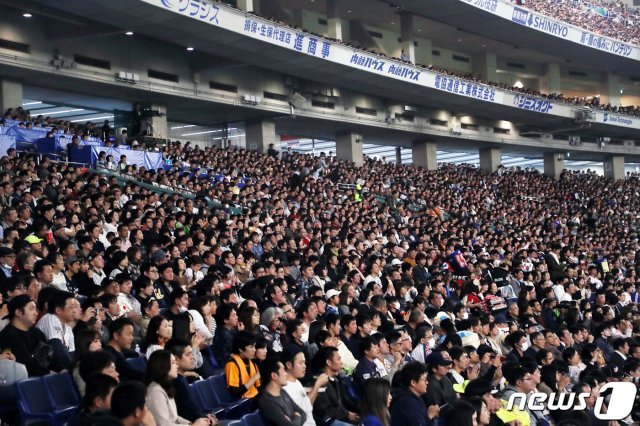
[
  {"xmin": 443, "ymin": 399, "xmax": 476, "ymax": 426},
  {"xmin": 191, "ymin": 295, "xmax": 216, "ymax": 345},
  {"xmin": 172, "ymin": 312, "xmax": 211, "ymax": 376},
  {"xmin": 144, "ymin": 316, "xmax": 172, "ymax": 359},
  {"xmin": 145, "ymin": 350, "xmax": 213, "ymax": 426},
  {"xmin": 466, "ymin": 396, "xmax": 491, "ymax": 426},
  {"xmin": 71, "ymin": 329, "xmax": 103, "ymax": 396},
  {"xmin": 360, "ymin": 378, "xmax": 391, "ymax": 426},
  {"xmin": 237, "ymin": 306, "xmax": 260, "ymax": 335}
]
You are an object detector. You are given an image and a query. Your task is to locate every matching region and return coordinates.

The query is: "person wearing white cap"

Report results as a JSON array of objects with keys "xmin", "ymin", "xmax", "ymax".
[{"xmin": 325, "ymin": 289, "xmax": 341, "ymax": 315}]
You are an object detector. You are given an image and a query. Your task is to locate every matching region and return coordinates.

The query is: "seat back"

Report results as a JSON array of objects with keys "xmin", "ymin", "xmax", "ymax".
[
  {"xmin": 242, "ymin": 411, "xmax": 265, "ymax": 426},
  {"xmin": 209, "ymin": 374, "xmax": 233, "ymax": 404},
  {"xmin": 202, "ymin": 346, "xmax": 220, "ymax": 369},
  {"xmin": 126, "ymin": 356, "xmax": 147, "ymax": 373},
  {"xmin": 194, "ymin": 379, "xmax": 219, "ymax": 408},
  {"xmin": 43, "ymin": 372, "xmax": 80, "ymax": 408},
  {"xmin": 16, "ymin": 377, "xmax": 54, "ymax": 414}
]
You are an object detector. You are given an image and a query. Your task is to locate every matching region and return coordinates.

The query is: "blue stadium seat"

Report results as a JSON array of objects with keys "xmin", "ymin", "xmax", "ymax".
[
  {"xmin": 341, "ymin": 375, "xmax": 360, "ymax": 402},
  {"xmin": 126, "ymin": 356, "xmax": 147, "ymax": 373},
  {"xmin": 190, "ymin": 381, "xmax": 227, "ymax": 419},
  {"xmin": 16, "ymin": 377, "xmax": 76, "ymax": 426},
  {"xmin": 209, "ymin": 374, "xmax": 253, "ymax": 417},
  {"xmin": 201, "ymin": 346, "xmax": 223, "ymax": 374},
  {"xmin": 241, "ymin": 411, "xmax": 265, "ymax": 426},
  {"xmin": 43, "ymin": 372, "xmax": 80, "ymax": 409}
]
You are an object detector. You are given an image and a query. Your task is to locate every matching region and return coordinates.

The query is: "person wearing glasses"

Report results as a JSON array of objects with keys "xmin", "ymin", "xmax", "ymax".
[
  {"xmin": 500, "ymin": 363, "xmax": 536, "ymax": 426},
  {"xmin": 259, "ymin": 307, "xmax": 284, "ymax": 352},
  {"xmin": 0, "ymin": 246, "xmax": 15, "ymax": 279}
]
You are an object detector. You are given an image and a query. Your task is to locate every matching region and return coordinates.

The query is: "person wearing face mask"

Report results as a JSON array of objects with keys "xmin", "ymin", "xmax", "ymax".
[
  {"xmin": 163, "ymin": 289, "xmax": 189, "ymax": 322},
  {"xmin": 410, "ymin": 325, "xmax": 435, "ymax": 364},
  {"xmin": 505, "ymin": 331, "xmax": 529, "ymax": 364},
  {"xmin": 492, "ymin": 315, "xmax": 510, "ymax": 355}
]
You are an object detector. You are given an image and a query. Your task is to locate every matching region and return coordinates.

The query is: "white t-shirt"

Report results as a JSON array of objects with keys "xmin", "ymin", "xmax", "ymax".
[
  {"xmin": 36, "ymin": 313, "xmax": 75, "ymax": 353},
  {"xmin": 51, "ymin": 272, "xmax": 68, "ymax": 291},
  {"xmin": 283, "ymin": 379, "xmax": 316, "ymax": 426}
]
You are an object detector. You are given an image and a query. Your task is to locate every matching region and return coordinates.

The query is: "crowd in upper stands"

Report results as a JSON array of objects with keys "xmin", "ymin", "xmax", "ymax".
[
  {"xmin": 0, "ymin": 131, "xmax": 639, "ymax": 426},
  {"xmin": 516, "ymin": 0, "xmax": 640, "ymax": 46},
  {"xmin": 224, "ymin": 0, "xmax": 640, "ymax": 118}
]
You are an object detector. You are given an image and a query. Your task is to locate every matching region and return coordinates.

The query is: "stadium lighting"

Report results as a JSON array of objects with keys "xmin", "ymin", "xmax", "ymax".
[
  {"xmin": 23, "ymin": 13, "xmax": 32, "ymax": 18},
  {"xmin": 187, "ymin": 47, "xmax": 194, "ymax": 51},
  {"xmin": 125, "ymin": 31, "xmax": 134, "ymax": 36}
]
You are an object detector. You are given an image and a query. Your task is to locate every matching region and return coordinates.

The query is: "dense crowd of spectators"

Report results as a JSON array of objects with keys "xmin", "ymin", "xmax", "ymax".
[
  {"xmin": 517, "ymin": 0, "xmax": 640, "ymax": 46},
  {"xmin": 0, "ymin": 139, "xmax": 639, "ymax": 426}
]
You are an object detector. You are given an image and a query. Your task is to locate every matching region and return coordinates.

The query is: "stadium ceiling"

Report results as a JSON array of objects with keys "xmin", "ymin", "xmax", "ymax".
[{"xmin": 275, "ymin": 0, "xmax": 565, "ymax": 65}]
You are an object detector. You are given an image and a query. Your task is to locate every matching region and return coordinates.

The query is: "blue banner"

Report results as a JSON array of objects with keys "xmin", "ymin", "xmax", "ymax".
[
  {"xmin": 0, "ymin": 135, "xmax": 16, "ymax": 157},
  {"xmin": 90, "ymin": 147, "xmax": 164, "ymax": 170}
]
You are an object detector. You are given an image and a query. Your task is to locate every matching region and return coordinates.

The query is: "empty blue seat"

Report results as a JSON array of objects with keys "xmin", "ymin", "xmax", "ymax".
[
  {"xmin": 241, "ymin": 411, "xmax": 265, "ymax": 426},
  {"xmin": 16, "ymin": 377, "xmax": 76, "ymax": 426},
  {"xmin": 191, "ymin": 381, "xmax": 227, "ymax": 418},
  {"xmin": 209, "ymin": 374, "xmax": 253, "ymax": 417},
  {"xmin": 43, "ymin": 372, "xmax": 80, "ymax": 409},
  {"xmin": 126, "ymin": 356, "xmax": 147, "ymax": 373}
]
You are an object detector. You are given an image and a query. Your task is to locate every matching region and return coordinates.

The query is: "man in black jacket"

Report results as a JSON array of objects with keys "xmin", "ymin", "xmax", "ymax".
[
  {"xmin": 545, "ymin": 243, "xmax": 565, "ymax": 283},
  {"xmin": 0, "ymin": 295, "xmax": 50, "ymax": 376},
  {"xmin": 423, "ymin": 351, "xmax": 456, "ymax": 409},
  {"xmin": 390, "ymin": 361, "xmax": 439, "ymax": 426},
  {"xmin": 103, "ymin": 318, "xmax": 143, "ymax": 382},
  {"xmin": 311, "ymin": 346, "xmax": 359, "ymax": 425},
  {"xmin": 167, "ymin": 339, "xmax": 217, "ymax": 422}
]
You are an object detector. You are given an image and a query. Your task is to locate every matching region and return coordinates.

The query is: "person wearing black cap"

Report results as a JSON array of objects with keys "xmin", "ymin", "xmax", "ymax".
[
  {"xmin": 423, "ymin": 350, "xmax": 456, "ymax": 409},
  {"xmin": 390, "ymin": 361, "xmax": 439, "ymax": 426}
]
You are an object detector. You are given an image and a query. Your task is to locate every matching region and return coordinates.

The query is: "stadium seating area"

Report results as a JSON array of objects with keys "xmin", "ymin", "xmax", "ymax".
[
  {"xmin": 0, "ymin": 1, "xmax": 639, "ymax": 425},
  {"xmin": 0, "ymin": 133, "xmax": 638, "ymax": 424},
  {"xmin": 517, "ymin": 0, "xmax": 640, "ymax": 46}
]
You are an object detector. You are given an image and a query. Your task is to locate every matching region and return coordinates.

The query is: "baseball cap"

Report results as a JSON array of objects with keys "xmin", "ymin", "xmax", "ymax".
[
  {"xmin": 0, "ymin": 247, "xmax": 14, "ymax": 257},
  {"xmin": 325, "ymin": 289, "xmax": 341, "ymax": 300},
  {"xmin": 391, "ymin": 259, "xmax": 402, "ymax": 266},
  {"xmin": 24, "ymin": 235, "xmax": 43, "ymax": 244},
  {"xmin": 426, "ymin": 351, "xmax": 453, "ymax": 368}
]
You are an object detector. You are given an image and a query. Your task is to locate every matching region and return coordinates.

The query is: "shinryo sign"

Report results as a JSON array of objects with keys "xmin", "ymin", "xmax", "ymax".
[{"xmin": 505, "ymin": 382, "xmax": 637, "ymax": 421}]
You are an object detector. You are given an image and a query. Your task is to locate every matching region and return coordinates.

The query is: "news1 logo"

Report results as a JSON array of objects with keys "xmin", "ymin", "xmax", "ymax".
[{"xmin": 506, "ymin": 382, "xmax": 637, "ymax": 421}]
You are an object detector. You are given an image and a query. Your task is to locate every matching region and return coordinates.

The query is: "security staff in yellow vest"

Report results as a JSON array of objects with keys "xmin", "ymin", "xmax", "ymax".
[{"xmin": 225, "ymin": 330, "xmax": 261, "ymax": 399}]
